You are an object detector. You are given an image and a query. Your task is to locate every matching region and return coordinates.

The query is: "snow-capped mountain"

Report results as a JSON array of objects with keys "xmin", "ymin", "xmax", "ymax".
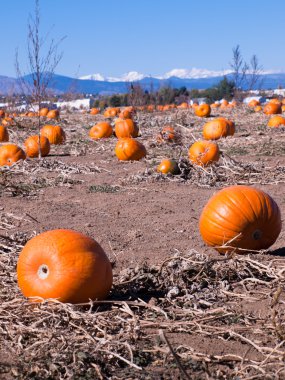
[{"xmin": 79, "ymin": 71, "xmax": 147, "ymax": 82}]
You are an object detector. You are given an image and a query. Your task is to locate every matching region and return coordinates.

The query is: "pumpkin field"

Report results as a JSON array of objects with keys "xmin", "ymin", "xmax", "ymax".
[{"xmin": 0, "ymin": 102, "xmax": 285, "ymax": 379}]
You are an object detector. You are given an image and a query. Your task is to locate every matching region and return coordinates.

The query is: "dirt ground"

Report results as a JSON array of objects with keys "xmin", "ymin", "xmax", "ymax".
[{"xmin": 0, "ymin": 106, "xmax": 285, "ymax": 379}]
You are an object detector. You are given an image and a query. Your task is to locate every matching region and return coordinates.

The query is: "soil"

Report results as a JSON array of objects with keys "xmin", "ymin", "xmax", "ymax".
[{"xmin": 0, "ymin": 106, "xmax": 285, "ymax": 379}]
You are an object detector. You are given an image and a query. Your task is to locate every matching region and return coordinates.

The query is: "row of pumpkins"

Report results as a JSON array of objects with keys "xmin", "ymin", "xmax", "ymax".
[
  {"xmin": 16, "ymin": 184, "xmax": 282, "ymax": 304},
  {"xmin": 1, "ymin": 106, "xmax": 281, "ymax": 304}
]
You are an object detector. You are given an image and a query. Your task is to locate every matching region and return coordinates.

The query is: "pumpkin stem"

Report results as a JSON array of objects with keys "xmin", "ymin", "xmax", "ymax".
[{"xmin": 38, "ymin": 264, "xmax": 49, "ymax": 279}]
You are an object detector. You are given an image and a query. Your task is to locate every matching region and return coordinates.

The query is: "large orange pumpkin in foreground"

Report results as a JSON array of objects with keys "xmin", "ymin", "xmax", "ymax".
[
  {"xmin": 267, "ymin": 115, "xmax": 285, "ymax": 128},
  {"xmin": 17, "ymin": 229, "xmax": 113, "ymax": 303},
  {"xmin": 115, "ymin": 119, "xmax": 139, "ymax": 138},
  {"xmin": 89, "ymin": 122, "xmax": 113, "ymax": 139},
  {"xmin": 263, "ymin": 103, "xmax": 282, "ymax": 115},
  {"xmin": 157, "ymin": 159, "xmax": 180, "ymax": 174},
  {"xmin": 199, "ymin": 185, "xmax": 282, "ymax": 254},
  {"xmin": 195, "ymin": 104, "xmax": 211, "ymax": 118},
  {"xmin": 0, "ymin": 144, "xmax": 26, "ymax": 166},
  {"xmin": 41, "ymin": 125, "xmax": 66, "ymax": 145},
  {"xmin": 115, "ymin": 138, "xmax": 146, "ymax": 161},
  {"xmin": 189, "ymin": 140, "xmax": 220, "ymax": 166},
  {"xmin": 203, "ymin": 118, "xmax": 231, "ymax": 140},
  {"xmin": 24, "ymin": 135, "xmax": 50, "ymax": 158},
  {"xmin": 0, "ymin": 125, "xmax": 9, "ymax": 142}
]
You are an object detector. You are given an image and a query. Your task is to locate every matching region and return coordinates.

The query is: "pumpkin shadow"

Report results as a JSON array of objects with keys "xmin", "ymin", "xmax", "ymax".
[{"xmin": 270, "ymin": 247, "xmax": 285, "ymax": 257}]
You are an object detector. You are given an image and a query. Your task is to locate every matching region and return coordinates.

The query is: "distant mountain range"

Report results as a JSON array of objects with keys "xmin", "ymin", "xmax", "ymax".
[{"xmin": 1, "ymin": 68, "xmax": 285, "ymax": 95}]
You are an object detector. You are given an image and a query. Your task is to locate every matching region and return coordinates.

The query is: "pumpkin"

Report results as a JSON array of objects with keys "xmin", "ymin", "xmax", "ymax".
[
  {"xmin": 115, "ymin": 119, "xmax": 139, "ymax": 138},
  {"xmin": 269, "ymin": 98, "xmax": 282, "ymax": 106},
  {"xmin": 157, "ymin": 159, "xmax": 180, "ymax": 174},
  {"xmin": 199, "ymin": 185, "xmax": 282, "ymax": 254},
  {"xmin": 211, "ymin": 103, "xmax": 220, "ymax": 108},
  {"xmin": 104, "ymin": 108, "xmax": 119, "ymax": 118},
  {"xmin": 282, "ymin": 105, "xmax": 285, "ymax": 113},
  {"xmin": 0, "ymin": 110, "xmax": 5, "ymax": 118},
  {"xmin": 178, "ymin": 102, "xmax": 188, "ymax": 109},
  {"xmin": 263, "ymin": 103, "xmax": 282, "ymax": 115},
  {"xmin": 202, "ymin": 118, "xmax": 231, "ymax": 140},
  {"xmin": 39, "ymin": 108, "xmax": 49, "ymax": 117},
  {"xmin": 147, "ymin": 105, "xmax": 155, "ymax": 112},
  {"xmin": 46, "ymin": 109, "xmax": 59, "ymax": 119},
  {"xmin": 195, "ymin": 104, "xmax": 211, "ymax": 118},
  {"xmin": 0, "ymin": 144, "xmax": 26, "ymax": 166},
  {"xmin": 17, "ymin": 229, "xmax": 113, "ymax": 303},
  {"xmin": 254, "ymin": 105, "xmax": 262, "ymax": 112},
  {"xmin": 267, "ymin": 115, "xmax": 285, "ymax": 128},
  {"xmin": 115, "ymin": 138, "xmax": 146, "ymax": 161},
  {"xmin": 41, "ymin": 125, "xmax": 66, "ymax": 145},
  {"xmin": 90, "ymin": 108, "xmax": 100, "ymax": 115},
  {"xmin": 0, "ymin": 125, "xmax": 9, "ymax": 142},
  {"xmin": 119, "ymin": 109, "xmax": 132, "ymax": 119},
  {"xmin": 89, "ymin": 122, "xmax": 113, "ymax": 139},
  {"xmin": 157, "ymin": 125, "xmax": 176, "ymax": 143},
  {"xmin": 2, "ymin": 117, "xmax": 15, "ymax": 126},
  {"xmin": 24, "ymin": 135, "xmax": 50, "ymax": 158},
  {"xmin": 248, "ymin": 99, "xmax": 260, "ymax": 108},
  {"xmin": 189, "ymin": 140, "xmax": 220, "ymax": 166},
  {"xmin": 216, "ymin": 117, "xmax": 235, "ymax": 136}
]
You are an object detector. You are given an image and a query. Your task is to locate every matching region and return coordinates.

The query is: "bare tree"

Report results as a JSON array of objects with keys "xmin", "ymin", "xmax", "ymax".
[
  {"xmin": 247, "ymin": 54, "xmax": 264, "ymax": 91},
  {"xmin": 229, "ymin": 45, "xmax": 249, "ymax": 92},
  {"xmin": 15, "ymin": 0, "xmax": 65, "ymax": 155}
]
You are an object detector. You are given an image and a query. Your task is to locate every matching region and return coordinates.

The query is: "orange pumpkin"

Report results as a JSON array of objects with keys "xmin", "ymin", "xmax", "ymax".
[
  {"xmin": 211, "ymin": 103, "xmax": 220, "ymax": 108},
  {"xmin": 89, "ymin": 122, "xmax": 113, "ymax": 139},
  {"xmin": 248, "ymin": 99, "xmax": 260, "ymax": 108},
  {"xmin": 17, "ymin": 229, "xmax": 113, "ymax": 303},
  {"xmin": 24, "ymin": 135, "xmax": 50, "ymax": 158},
  {"xmin": 115, "ymin": 138, "xmax": 146, "ymax": 161},
  {"xmin": 115, "ymin": 119, "xmax": 139, "ymax": 138},
  {"xmin": 188, "ymin": 140, "xmax": 220, "ymax": 166},
  {"xmin": 0, "ymin": 125, "xmax": 9, "ymax": 142},
  {"xmin": 195, "ymin": 104, "xmax": 211, "ymax": 118},
  {"xmin": 263, "ymin": 103, "xmax": 282, "ymax": 115},
  {"xmin": 41, "ymin": 125, "xmax": 66, "ymax": 145},
  {"xmin": 199, "ymin": 185, "xmax": 282, "ymax": 254},
  {"xmin": 46, "ymin": 109, "xmax": 60, "ymax": 119},
  {"xmin": 0, "ymin": 144, "xmax": 26, "ymax": 166},
  {"xmin": 216, "ymin": 117, "xmax": 235, "ymax": 136},
  {"xmin": 254, "ymin": 105, "xmax": 262, "ymax": 112},
  {"xmin": 157, "ymin": 159, "xmax": 180, "ymax": 174},
  {"xmin": 178, "ymin": 102, "xmax": 189, "ymax": 109},
  {"xmin": 269, "ymin": 98, "xmax": 282, "ymax": 106},
  {"xmin": 282, "ymin": 105, "xmax": 285, "ymax": 113},
  {"xmin": 118, "ymin": 109, "xmax": 132, "ymax": 119},
  {"xmin": 267, "ymin": 115, "xmax": 285, "ymax": 128},
  {"xmin": 202, "ymin": 118, "xmax": 231, "ymax": 140},
  {"xmin": 157, "ymin": 125, "xmax": 176, "ymax": 143},
  {"xmin": 2, "ymin": 117, "xmax": 15, "ymax": 126},
  {"xmin": 90, "ymin": 108, "xmax": 100, "ymax": 115},
  {"xmin": 39, "ymin": 108, "xmax": 49, "ymax": 117},
  {"xmin": 104, "ymin": 108, "xmax": 119, "ymax": 118}
]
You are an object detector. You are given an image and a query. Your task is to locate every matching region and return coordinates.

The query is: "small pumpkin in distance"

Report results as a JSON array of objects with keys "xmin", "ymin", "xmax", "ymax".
[
  {"xmin": 46, "ymin": 109, "xmax": 60, "ymax": 119},
  {"xmin": 90, "ymin": 108, "xmax": 100, "ymax": 115},
  {"xmin": 157, "ymin": 159, "xmax": 180, "ymax": 174},
  {"xmin": 115, "ymin": 138, "xmax": 146, "ymax": 161},
  {"xmin": 0, "ymin": 144, "xmax": 26, "ymax": 166},
  {"xmin": 17, "ymin": 229, "xmax": 113, "ymax": 303},
  {"xmin": 89, "ymin": 122, "xmax": 113, "ymax": 139},
  {"xmin": 24, "ymin": 135, "xmax": 50, "ymax": 158},
  {"xmin": 248, "ymin": 99, "xmax": 260, "ymax": 108},
  {"xmin": 115, "ymin": 119, "xmax": 139, "ymax": 138},
  {"xmin": 267, "ymin": 115, "xmax": 285, "ymax": 128},
  {"xmin": 199, "ymin": 185, "xmax": 282, "ymax": 254},
  {"xmin": 189, "ymin": 140, "xmax": 220, "ymax": 166},
  {"xmin": 263, "ymin": 103, "xmax": 282, "ymax": 115},
  {"xmin": 39, "ymin": 108, "xmax": 49, "ymax": 117},
  {"xmin": 0, "ymin": 125, "xmax": 9, "ymax": 142},
  {"xmin": 254, "ymin": 105, "xmax": 262, "ymax": 112},
  {"xmin": 195, "ymin": 104, "xmax": 211, "ymax": 118},
  {"xmin": 41, "ymin": 125, "xmax": 66, "ymax": 145},
  {"xmin": 157, "ymin": 125, "xmax": 177, "ymax": 144}
]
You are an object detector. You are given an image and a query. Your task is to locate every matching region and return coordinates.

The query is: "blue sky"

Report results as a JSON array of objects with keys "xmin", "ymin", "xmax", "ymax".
[{"xmin": 1, "ymin": 0, "xmax": 285, "ymax": 78}]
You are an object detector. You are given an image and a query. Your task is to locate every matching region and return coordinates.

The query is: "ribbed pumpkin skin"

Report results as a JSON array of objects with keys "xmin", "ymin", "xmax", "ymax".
[
  {"xmin": 216, "ymin": 117, "xmax": 235, "ymax": 136},
  {"xmin": 41, "ymin": 125, "xmax": 66, "ymax": 145},
  {"xmin": 199, "ymin": 186, "xmax": 282, "ymax": 254},
  {"xmin": 195, "ymin": 104, "xmax": 211, "ymax": 117},
  {"xmin": 24, "ymin": 135, "xmax": 50, "ymax": 158},
  {"xmin": 46, "ymin": 110, "xmax": 59, "ymax": 119},
  {"xmin": 203, "ymin": 119, "xmax": 230, "ymax": 140},
  {"xmin": 0, "ymin": 125, "xmax": 9, "ymax": 142},
  {"xmin": 39, "ymin": 108, "xmax": 49, "ymax": 117},
  {"xmin": 115, "ymin": 138, "xmax": 146, "ymax": 161},
  {"xmin": 0, "ymin": 144, "xmax": 26, "ymax": 166},
  {"xmin": 157, "ymin": 159, "xmax": 179, "ymax": 174},
  {"xmin": 89, "ymin": 122, "xmax": 113, "ymax": 139},
  {"xmin": 189, "ymin": 140, "xmax": 220, "ymax": 166},
  {"xmin": 17, "ymin": 229, "xmax": 113, "ymax": 303},
  {"xmin": 115, "ymin": 119, "xmax": 139, "ymax": 138}
]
